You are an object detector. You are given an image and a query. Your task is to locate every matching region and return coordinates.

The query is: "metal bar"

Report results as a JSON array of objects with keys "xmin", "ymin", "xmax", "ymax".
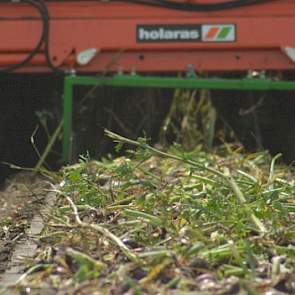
[
  {"xmin": 62, "ymin": 74, "xmax": 295, "ymax": 162},
  {"xmin": 62, "ymin": 76, "xmax": 73, "ymax": 162},
  {"xmin": 66, "ymin": 75, "xmax": 295, "ymax": 91}
]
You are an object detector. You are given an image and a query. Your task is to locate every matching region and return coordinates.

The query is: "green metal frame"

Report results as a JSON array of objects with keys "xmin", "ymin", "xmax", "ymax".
[{"xmin": 63, "ymin": 74, "xmax": 295, "ymax": 162}]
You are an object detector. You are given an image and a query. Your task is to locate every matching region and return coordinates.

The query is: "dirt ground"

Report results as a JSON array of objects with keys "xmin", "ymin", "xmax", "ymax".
[{"xmin": 0, "ymin": 172, "xmax": 52, "ymax": 285}]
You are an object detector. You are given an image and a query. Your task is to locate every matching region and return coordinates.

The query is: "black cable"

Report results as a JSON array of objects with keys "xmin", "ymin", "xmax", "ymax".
[
  {"xmin": 37, "ymin": 0, "xmax": 64, "ymax": 73},
  {"xmin": 0, "ymin": 0, "xmax": 46, "ymax": 73},
  {"xmin": 46, "ymin": 0, "xmax": 275, "ymax": 10},
  {"xmin": 115, "ymin": 0, "xmax": 275, "ymax": 12},
  {"xmin": 0, "ymin": 0, "xmax": 63, "ymax": 74},
  {"xmin": 158, "ymin": 0, "xmax": 274, "ymax": 11}
]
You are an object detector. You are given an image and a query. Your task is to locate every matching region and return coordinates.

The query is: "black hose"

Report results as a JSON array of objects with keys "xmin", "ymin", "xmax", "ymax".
[
  {"xmin": 116, "ymin": 0, "xmax": 275, "ymax": 12},
  {"xmin": 37, "ymin": 0, "xmax": 63, "ymax": 73},
  {"xmin": 0, "ymin": 0, "xmax": 46, "ymax": 73},
  {"xmin": 0, "ymin": 0, "xmax": 63, "ymax": 74}
]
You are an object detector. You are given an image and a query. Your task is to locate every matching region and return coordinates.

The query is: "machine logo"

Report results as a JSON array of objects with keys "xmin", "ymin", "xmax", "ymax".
[
  {"xmin": 137, "ymin": 25, "xmax": 201, "ymax": 42},
  {"xmin": 137, "ymin": 24, "xmax": 235, "ymax": 43},
  {"xmin": 202, "ymin": 25, "xmax": 235, "ymax": 42}
]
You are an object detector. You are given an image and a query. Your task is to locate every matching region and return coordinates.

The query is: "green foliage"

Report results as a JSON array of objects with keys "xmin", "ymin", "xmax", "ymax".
[
  {"xmin": 22, "ymin": 132, "xmax": 295, "ymax": 294},
  {"xmin": 66, "ymin": 248, "xmax": 105, "ymax": 283},
  {"xmin": 159, "ymin": 89, "xmax": 218, "ymax": 151}
]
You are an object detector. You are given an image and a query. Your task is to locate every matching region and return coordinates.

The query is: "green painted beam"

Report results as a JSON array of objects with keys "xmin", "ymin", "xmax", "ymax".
[
  {"xmin": 65, "ymin": 74, "xmax": 295, "ymax": 91},
  {"xmin": 62, "ymin": 77, "xmax": 73, "ymax": 162},
  {"xmin": 62, "ymin": 74, "xmax": 295, "ymax": 162}
]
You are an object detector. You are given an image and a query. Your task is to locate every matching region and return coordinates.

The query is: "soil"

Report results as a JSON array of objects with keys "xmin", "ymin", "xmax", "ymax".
[{"xmin": 0, "ymin": 172, "xmax": 53, "ymax": 291}]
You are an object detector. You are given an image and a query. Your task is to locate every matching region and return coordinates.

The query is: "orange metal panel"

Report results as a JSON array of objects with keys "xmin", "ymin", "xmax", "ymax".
[{"xmin": 1, "ymin": 0, "xmax": 295, "ymax": 73}]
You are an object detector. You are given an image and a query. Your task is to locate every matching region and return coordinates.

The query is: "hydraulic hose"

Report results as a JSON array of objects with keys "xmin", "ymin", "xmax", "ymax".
[
  {"xmin": 37, "ymin": 0, "xmax": 63, "ymax": 73},
  {"xmin": 0, "ymin": 0, "xmax": 46, "ymax": 73},
  {"xmin": 116, "ymin": 0, "xmax": 276, "ymax": 12},
  {"xmin": 0, "ymin": 0, "xmax": 62, "ymax": 73}
]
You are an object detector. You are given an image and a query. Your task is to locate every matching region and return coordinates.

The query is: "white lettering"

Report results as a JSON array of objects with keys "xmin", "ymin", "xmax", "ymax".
[
  {"xmin": 138, "ymin": 27, "xmax": 200, "ymax": 41},
  {"xmin": 150, "ymin": 31, "xmax": 160, "ymax": 40},
  {"xmin": 190, "ymin": 30, "xmax": 200, "ymax": 39},
  {"xmin": 139, "ymin": 28, "xmax": 150, "ymax": 40}
]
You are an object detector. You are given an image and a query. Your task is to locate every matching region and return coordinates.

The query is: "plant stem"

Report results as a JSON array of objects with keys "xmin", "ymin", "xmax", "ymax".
[
  {"xmin": 224, "ymin": 168, "xmax": 267, "ymax": 233},
  {"xmin": 105, "ymin": 129, "xmax": 225, "ymax": 178},
  {"xmin": 105, "ymin": 130, "xmax": 267, "ymax": 234},
  {"xmin": 58, "ymin": 190, "xmax": 140, "ymax": 264}
]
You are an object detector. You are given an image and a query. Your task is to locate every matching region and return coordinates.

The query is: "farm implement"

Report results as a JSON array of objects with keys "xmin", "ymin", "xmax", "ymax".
[{"xmin": 1, "ymin": 0, "xmax": 295, "ymax": 162}]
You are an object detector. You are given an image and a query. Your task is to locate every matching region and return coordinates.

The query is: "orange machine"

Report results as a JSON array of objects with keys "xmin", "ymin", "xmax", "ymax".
[
  {"xmin": 2, "ymin": 0, "xmax": 295, "ymax": 163},
  {"xmin": 1, "ymin": 0, "xmax": 295, "ymax": 74}
]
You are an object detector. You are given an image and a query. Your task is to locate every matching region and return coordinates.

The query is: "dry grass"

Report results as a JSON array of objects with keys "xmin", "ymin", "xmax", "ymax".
[{"xmin": 4, "ymin": 131, "xmax": 295, "ymax": 294}]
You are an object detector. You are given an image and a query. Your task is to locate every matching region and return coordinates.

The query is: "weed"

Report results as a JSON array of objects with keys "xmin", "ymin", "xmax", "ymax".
[{"xmin": 13, "ymin": 131, "xmax": 295, "ymax": 294}]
